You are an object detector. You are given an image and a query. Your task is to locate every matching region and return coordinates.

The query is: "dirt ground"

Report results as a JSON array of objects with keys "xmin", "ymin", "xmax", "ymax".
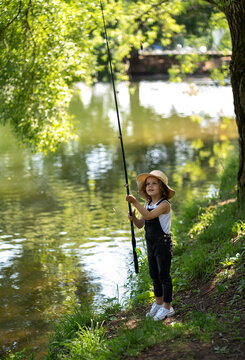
[{"xmin": 107, "ymin": 267, "xmax": 245, "ymax": 360}]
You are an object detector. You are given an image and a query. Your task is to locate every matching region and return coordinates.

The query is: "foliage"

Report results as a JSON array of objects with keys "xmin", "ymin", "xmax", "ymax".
[
  {"xmin": 175, "ymin": 1, "xmax": 231, "ymax": 49},
  {"xmin": 0, "ymin": 0, "xmax": 100, "ymax": 151},
  {"xmin": 169, "ymin": 53, "xmax": 208, "ymax": 82},
  {"xmin": 167, "ymin": 0, "xmax": 231, "ymax": 81}
]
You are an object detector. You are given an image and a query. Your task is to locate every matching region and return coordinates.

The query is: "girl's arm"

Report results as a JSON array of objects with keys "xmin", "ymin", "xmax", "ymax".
[
  {"xmin": 128, "ymin": 209, "xmax": 145, "ymax": 229},
  {"xmin": 126, "ymin": 195, "xmax": 170, "ymax": 220}
]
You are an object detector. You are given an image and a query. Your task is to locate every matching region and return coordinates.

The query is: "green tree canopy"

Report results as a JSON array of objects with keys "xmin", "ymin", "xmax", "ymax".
[{"xmin": 0, "ymin": 0, "xmax": 105, "ymax": 151}]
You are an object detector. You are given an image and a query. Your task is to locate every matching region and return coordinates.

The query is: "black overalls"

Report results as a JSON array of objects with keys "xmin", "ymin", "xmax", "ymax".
[{"xmin": 145, "ymin": 199, "xmax": 173, "ymax": 302}]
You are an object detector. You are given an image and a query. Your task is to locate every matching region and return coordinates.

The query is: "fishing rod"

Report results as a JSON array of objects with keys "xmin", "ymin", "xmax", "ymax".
[{"xmin": 100, "ymin": 0, "xmax": 139, "ymax": 274}]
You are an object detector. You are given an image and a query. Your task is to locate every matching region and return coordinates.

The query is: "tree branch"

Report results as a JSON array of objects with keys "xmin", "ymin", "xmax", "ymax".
[
  {"xmin": 204, "ymin": 0, "xmax": 225, "ymax": 12},
  {"xmin": 0, "ymin": 1, "xmax": 23, "ymax": 35},
  {"xmin": 24, "ymin": 0, "xmax": 32, "ymax": 33}
]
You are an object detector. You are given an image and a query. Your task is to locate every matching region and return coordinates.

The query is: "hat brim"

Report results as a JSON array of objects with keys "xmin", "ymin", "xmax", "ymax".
[{"xmin": 136, "ymin": 173, "xmax": 175, "ymax": 200}]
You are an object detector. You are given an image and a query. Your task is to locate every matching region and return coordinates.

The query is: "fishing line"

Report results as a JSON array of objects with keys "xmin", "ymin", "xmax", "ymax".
[{"xmin": 99, "ymin": 0, "xmax": 139, "ymax": 274}]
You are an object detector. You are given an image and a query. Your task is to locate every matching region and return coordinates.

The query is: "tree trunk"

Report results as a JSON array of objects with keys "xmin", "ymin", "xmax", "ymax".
[{"xmin": 225, "ymin": 0, "xmax": 245, "ymax": 207}]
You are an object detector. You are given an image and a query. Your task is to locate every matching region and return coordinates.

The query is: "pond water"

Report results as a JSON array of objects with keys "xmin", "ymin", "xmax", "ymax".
[{"xmin": 0, "ymin": 78, "xmax": 238, "ymax": 357}]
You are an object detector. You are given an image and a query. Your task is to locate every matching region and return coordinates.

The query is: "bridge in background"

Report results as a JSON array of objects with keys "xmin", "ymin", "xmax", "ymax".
[{"xmin": 128, "ymin": 50, "xmax": 232, "ymax": 77}]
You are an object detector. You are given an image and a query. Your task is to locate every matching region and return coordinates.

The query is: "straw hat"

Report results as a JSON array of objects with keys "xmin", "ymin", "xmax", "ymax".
[{"xmin": 136, "ymin": 170, "xmax": 175, "ymax": 200}]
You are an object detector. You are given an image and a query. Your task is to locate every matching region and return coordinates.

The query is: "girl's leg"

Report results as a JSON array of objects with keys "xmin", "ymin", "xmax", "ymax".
[
  {"xmin": 155, "ymin": 296, "xmax": 163, "ymax": 305},
  {"xmin": 163, "ymin": 302, "xmax": 171, "ymax": 310},
  {"xmin": 154, "ymin": 242, "xmax": 173, "ymax": 306},
  {"xmin": 147, "ymin": 240, "xmax": 164, "ymax": 299},
  {"xmin": 147, "ymin": 252, "xmax": 163, "ymax": 298}
]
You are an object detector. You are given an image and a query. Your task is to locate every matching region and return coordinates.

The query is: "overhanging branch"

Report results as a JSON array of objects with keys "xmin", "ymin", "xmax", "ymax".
[{"xmin": 0, "ymin": 1, "xmax": 23, "ymax": 35}]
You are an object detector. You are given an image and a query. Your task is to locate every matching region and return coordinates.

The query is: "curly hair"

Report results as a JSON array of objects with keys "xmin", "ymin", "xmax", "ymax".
[{"xmin": 142, "ymin": 178, "xmax": 170, "ymax": 202}]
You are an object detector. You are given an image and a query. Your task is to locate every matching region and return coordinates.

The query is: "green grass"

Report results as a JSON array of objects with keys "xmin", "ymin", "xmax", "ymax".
[
  {"xmin": 47, "ymin": 311, "xmax": 224, "ymax": 360},
  {"xmin": 55, "ymin": 321, "xmax": 108, "ymax": 360},
  {"xmin": 8, "ymin": 309, "xmax": 226, "ymax": 360},
  {"xmin": 172, "ymin": 201, "xmax": 245, "ymax": 287},
  {"xmin": 171, "ymin": 153, "xmax": 244, "ymax": 291}
]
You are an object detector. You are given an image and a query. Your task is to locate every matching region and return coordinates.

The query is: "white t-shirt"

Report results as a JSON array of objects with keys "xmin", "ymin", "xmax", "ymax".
[{"xmin": 146, "ymin": 199, "xmax": 171, "ymax": 234}]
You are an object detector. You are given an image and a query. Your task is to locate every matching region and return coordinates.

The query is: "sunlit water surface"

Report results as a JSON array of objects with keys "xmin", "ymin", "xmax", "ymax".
[{"xmin": 0, "ymin": 78, "xmax": 238, "ymax": 357}]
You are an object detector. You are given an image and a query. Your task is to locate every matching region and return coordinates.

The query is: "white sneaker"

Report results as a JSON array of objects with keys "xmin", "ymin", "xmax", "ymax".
[
  {"xmin": 153, "ymin": 306, "xmax": 175, "ymax": 321},
  {"xmin": 146, "ymin": 303, "xmax": 163, "ymax": 318}
]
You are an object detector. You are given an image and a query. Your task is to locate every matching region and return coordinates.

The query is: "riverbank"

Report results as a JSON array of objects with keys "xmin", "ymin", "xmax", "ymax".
[{"xmin": 6, "ymin": 152, "xmax": 245, "ymax": 359}]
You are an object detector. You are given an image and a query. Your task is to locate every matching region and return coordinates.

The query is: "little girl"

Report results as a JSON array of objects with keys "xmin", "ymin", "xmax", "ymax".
[{"xmin": 126, "ymin": 170, "xmax": 175, "ymax": 321}]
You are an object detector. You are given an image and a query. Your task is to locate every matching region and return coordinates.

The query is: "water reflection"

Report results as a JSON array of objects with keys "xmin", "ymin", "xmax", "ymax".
[
  {"xmin": 138, "ymin": 80, "xmax": 234, "ymax": 118},
  {"xmin": 0, "ymin": 78, "xmax": 238, "ymax": 357}
]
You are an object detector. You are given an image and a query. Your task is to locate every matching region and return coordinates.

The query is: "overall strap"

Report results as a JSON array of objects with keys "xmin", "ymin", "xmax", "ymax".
[{"xmin": 148, "ymin": 198, "xmax": 169, "ymax": 207}]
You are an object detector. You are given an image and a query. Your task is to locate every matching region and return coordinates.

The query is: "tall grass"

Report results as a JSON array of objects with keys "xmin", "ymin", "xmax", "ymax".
[{"xmin": 55, "ymin": 321, "xmax": 108, "ymax": 360}]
